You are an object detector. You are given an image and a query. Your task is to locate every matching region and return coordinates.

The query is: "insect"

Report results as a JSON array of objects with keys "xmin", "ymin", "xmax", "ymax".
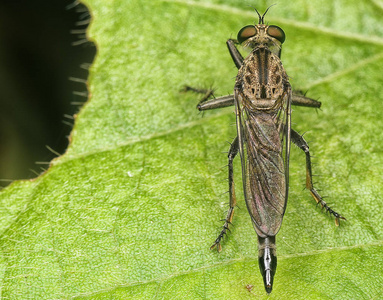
[{"xmin": 185, "ymin": 7, "xmax": 345, "ymax": 294}]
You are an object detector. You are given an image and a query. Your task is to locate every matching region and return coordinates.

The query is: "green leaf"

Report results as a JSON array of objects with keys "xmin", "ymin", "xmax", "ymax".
[{"xmin": 1, "ymin": 0, "xmax": 383, "ymax": 298}]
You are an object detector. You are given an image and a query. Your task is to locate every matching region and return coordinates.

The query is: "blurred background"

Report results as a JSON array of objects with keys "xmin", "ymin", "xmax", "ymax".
[{"xmin": 0, "ymin": 0, "xmax": 95, "ymax": 187}]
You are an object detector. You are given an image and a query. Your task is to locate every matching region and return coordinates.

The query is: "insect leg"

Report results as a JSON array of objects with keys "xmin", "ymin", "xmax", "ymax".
[
  {"xmin": 227, "ymin": 39, "xmax": 243, "ymax": 69},
  {"xmin": 182, "ymin": 38, "xmax": 242, "ymax": 111},
  {"xmin": 291, "ymin": 91, "xmax": 321, "ymax": 108},
  {"xmin": 197, "ymin": 95, "xmax": 234, "ymax": 111},
  {"xmin": 291, "ymin": 129, "xmax": 346, "ymax": 225},
  {"xmin": 210, "ymin": 136, "xmax": 239, "ymax": 252},
  {"xmin": 182, "ymin": 86, "xmax": 234, "ymax": 111}
]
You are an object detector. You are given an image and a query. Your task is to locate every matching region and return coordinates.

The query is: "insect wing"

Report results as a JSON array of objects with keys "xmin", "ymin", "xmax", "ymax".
[{"xmin": 234, "ymin": 89, "xmax": 291, "ymax": 237}]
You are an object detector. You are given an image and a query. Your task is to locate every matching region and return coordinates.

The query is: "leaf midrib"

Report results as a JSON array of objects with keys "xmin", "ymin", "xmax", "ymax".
[
  {"xmin": 58, "ymin": 48, "xmax": 382, "ymax": 165},
  {"xmin": 50, "ymin": 0, "xmax": 383, "ymax": 167}
]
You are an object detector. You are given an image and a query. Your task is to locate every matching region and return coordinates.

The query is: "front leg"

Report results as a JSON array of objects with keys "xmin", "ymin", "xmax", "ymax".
[
  {"xmin": 180, "ymin": 39, "xmax": 243, "ymax": 111},
  {"xmin": 291, "ymin": 129, "xmax": 346, "ymax": 225},
  {"xmin": 227, "ymin": 39, "xmax": 243, "ymax": 69}
]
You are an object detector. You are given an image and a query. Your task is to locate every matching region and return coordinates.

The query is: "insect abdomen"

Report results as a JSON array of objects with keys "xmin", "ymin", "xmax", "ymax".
[{"xmin": 258, "ymin": 236, "xmax": 277, "ymax": 294}]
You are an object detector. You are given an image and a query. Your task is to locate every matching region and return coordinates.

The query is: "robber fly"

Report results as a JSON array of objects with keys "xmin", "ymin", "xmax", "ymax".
[{"xmin": 185, "ymin": 7, "xmax": 345, "ymax": 294}]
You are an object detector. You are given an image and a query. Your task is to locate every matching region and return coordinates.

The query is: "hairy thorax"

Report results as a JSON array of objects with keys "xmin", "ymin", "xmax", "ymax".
[{"xmin": 236, "ymin": 46, "xmax": 288, "ymax": 110}]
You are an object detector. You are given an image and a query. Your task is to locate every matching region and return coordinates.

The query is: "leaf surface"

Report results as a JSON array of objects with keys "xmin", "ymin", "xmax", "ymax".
[{"xmin": 1, "ymin": 0, "xmax": 383, "ymax": 298}]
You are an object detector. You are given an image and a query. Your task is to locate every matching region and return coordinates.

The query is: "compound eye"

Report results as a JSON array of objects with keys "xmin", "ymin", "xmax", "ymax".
[
  {"xmin": 237, "ymin": 25, "xmax": 257, "ymax": 44},
  {"xmin": 267, "ymin": 25, "xmax": 285, "ymax": 43}
]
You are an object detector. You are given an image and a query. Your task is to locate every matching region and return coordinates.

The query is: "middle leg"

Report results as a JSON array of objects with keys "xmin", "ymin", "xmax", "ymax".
[
  {"xmin": 182, "ymin": 86, "xmax": 234, "ymax": 111},
  {"xmin": 183, "ymin": 90, "xmax": 322, "ymax": 111},
  {"xmin": 291, "ymin": 91, "xmax": 322, "ymax": 108}
]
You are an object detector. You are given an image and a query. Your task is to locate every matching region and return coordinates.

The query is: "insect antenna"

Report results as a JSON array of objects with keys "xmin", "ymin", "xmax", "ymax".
[
  {"xmin": 251, "ymin": 4, "xmax": 277, "ymax": 24},
  {"xmin": 253, "ymin": 7, "xmax": 263, "ymax": 24}
]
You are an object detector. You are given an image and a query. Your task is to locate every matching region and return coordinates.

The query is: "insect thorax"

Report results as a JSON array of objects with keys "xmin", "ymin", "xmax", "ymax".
[{"xmin": 236, "ymin": 46, "xmax": 288, "ymax": 110}]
